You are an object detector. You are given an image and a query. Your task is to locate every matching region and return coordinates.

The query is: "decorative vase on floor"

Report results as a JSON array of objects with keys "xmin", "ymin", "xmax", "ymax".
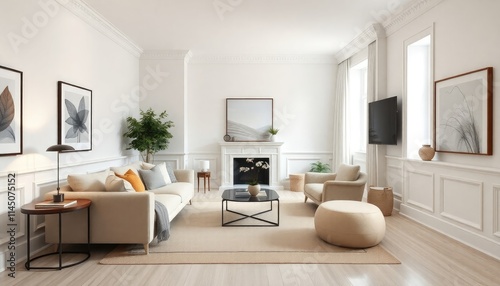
[
  {"xmin": 247, "ymin": 184, "xmax": 261, "ymax": 196},
  {"xmin": 418, "ymin": 144, "xmax": 435, "ymax": 161}
]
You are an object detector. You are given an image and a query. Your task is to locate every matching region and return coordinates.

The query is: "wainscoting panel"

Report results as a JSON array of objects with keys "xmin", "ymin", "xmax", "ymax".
[
  {"xmin": 494, "ymin": 185, "xmax": 500, "ymax": 238},
  {"xmin": 440, "ymin": 176, "xmax": 483, "ymax": 231},
  {"xmin": 405, "ymin": 169, "xmax": 434, "ymax": 213},
  {"xmin": 395, "ymin": 157, "xmax": 500, "ymax": 260}
]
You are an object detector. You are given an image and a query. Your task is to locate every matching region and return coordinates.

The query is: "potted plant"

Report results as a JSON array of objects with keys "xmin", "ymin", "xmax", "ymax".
[
  {"xmin": 309, "ymin": 161, "xmax": 331, "ymax": 173},
  {"xmin": 124, "ymin": 108, "xmax": 174, "ymax": 163},
  {"xmin": 239, "ymin": 158, "xmax": 270, "ymax": 195},
  {"xmin": 267, "ymin": 127, "xmax": 279, "ymax": 142}
]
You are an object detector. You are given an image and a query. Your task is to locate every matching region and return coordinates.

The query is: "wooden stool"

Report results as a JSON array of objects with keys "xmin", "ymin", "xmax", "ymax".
[
  {"xmin": 197, "ymin": 171, "xmax": 211, "ymax": 193},
  {"xmin": 289, "ymin": 174, "xmax": 305, "ymax": 192}
]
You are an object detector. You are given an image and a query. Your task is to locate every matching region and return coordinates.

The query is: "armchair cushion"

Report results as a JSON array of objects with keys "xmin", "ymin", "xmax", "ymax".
[{"xmin": 335, "ymin": 164, "xmax": 360, "ymax": 181}]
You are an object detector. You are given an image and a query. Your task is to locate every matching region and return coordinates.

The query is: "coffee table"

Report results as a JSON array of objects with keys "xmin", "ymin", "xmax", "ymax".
[{"xmin": 221, "ymin": 188, "xmax": 279, "ymax": 227}]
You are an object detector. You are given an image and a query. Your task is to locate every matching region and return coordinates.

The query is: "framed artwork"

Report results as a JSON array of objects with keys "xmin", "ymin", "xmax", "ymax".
[
  {"xmin": 226, "ymin": 98, "xmax": 273, "ymax": 142},
  {"xmin": 434, "ymin": 67, "xmax": 493, "ymax": 155},
  {"xmin": 58, "ymin": 81, "xmax": 92, "ymax": 151},
  {"xmin": 0, "ymin": 65, "xmax": 23, "ymax": 156}
]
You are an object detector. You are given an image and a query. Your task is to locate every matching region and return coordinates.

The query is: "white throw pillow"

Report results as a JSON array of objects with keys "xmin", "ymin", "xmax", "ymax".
[
  {"xmin": 110, "ymin": 162, "xmax": 142, "ymax": 176},
  {"xmin": 67, "ymin": 169, "xmax": 109, "ymax": 192},
  {"xmin": 105, "ymin": 174, "xmax": 134, "ymax": 192},
  {"xmin": 335, "ymin": 164, "xmax": 360, "ymax": 181}
]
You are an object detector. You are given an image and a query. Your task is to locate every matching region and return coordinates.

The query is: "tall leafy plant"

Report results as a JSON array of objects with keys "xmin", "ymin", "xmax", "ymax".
[{"xmin": 124, "ymin": 108, "xmax": 174, "ymax": 163}]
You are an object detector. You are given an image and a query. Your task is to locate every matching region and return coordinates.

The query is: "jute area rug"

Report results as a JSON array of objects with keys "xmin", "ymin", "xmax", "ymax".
[{"xmin": 100, "ymin": 196, "xmax": 399, "ymax": 265}]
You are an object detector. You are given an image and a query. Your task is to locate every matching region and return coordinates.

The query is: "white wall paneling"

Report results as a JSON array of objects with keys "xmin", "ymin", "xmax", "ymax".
[
  {"xmin": 440, "ymin": 176, "xmax": 483, "ymax": 231},
  {"xmin": 493, "ymin": 185, "xmax": 500, "ymax": 238},
  {"xmin": 283, "ymin": 152, "xmax": 332, "ymax": 177},
  {"xmin": 404, "ymin": 162, "xmax": 435, "ymax": 213}
]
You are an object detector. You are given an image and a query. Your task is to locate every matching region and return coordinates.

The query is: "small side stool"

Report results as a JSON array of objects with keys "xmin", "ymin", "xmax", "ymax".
[
  {"xmin": 367, "ymin": 186, "xmax": 394, "ymax": 216},
  {"xmin": 197, "ymin": 171, "xmax": 211, "ymax": 193},
  {"xmin": 289, "ymin": 174, "xmax": 305, "ymax": 192}
]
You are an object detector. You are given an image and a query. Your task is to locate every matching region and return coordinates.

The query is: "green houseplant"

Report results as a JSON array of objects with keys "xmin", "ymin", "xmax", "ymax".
[
  {"xmin": 309, "ymin": 161, "xmax": 331, "ymax": 173},
  {"xmin": 267, "ymin": 127, "xmax": 279, "ymax": 142},
  {"xmin": 124, "ymin": 108, "xmax": 174, "ymax": 163}
]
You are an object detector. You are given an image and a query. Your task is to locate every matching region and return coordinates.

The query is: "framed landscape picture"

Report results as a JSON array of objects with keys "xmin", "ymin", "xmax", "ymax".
[
  {"xmin": 434, "ymin": 67, "xmax": 493, "ymax": 155},
  {"xmin": 58, "ymin": 81, "xmax": 92, "ymax": 151},
  {"xmin": 226, "ymin": 98, "xmax": 273, "ymax": 142},
  {"xmin": 0, "ymin": 65, "xmax": 23, "ymax": 156}
]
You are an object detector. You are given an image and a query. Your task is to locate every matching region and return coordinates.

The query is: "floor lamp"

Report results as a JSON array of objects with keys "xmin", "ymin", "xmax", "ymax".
[{"xmin": 47, "ymin": 144, "xmax": 75, "ymax": 202}]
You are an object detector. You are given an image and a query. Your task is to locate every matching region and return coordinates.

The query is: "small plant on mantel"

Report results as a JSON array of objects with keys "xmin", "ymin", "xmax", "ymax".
[
  {"xmin": 124, "ymin": 108, "xmax": 174, "ymax": 163},
  {"xmin": 267, "ymin": 127, "xmax": 279, "ymax": 141},
  {"xmin": 309, "ymin": 161, "xmax": 331, "ymax": 173}
]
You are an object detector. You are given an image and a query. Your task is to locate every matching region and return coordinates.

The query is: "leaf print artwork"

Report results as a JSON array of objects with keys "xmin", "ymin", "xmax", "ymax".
[
  {"xmin": 65, "ymin": 96, "xmax": 89, "ymax": 143},
  {"xmin": 0, "ymin": 86, "xmax": 16, "ymax": 142}
]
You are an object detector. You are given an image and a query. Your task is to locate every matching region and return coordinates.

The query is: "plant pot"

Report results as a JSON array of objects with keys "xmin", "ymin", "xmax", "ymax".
[
  {"xmin": 247, "ymin": 184, "xmax": 261, "ymax": 196},
  {"xmin": 418, "ymin": 144, "xmax": 435, "ymax": 161}
]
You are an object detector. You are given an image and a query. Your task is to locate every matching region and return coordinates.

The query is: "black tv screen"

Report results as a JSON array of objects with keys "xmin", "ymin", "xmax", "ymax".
[{"xmin": 368, "ymin": 96, "xmax": 398, "ymax": 145}]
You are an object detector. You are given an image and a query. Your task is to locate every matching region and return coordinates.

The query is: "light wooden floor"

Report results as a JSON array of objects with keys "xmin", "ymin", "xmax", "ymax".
[{"xmin": 3, "ymin": 190, "xmax": 500, "ymax": 286}]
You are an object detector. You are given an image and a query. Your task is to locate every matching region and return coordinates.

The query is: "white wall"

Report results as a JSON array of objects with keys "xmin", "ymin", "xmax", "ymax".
[
  {"xmin": 139, "ymin": 54, "xmax": 337, "ymax": 186},
  {"xmin": 384, "ymin": 0, "xmax": 500, "ymax": 259},
  {"xmin": 0, "ymin": 1, "xmax": 140, "ymax": 272}
]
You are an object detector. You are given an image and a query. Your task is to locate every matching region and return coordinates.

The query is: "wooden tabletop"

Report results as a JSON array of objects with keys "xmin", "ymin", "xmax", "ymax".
[{"xmin": 21, "ymin": 199, "xmax": 92, "ymax": 215}]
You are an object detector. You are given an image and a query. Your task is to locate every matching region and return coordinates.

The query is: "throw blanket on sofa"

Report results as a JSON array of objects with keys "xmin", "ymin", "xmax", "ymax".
[{"xmin": 155, "ymin": 201, "xmax": 170, "ymax": 242}]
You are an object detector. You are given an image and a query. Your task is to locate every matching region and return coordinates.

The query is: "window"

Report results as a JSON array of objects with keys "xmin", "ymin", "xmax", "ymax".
[
  {"xmin": 405, "ymin": 30, "xmax": 433, "ymax": 158},
  {"xmin": 348, "ymin": 59, "xmax": 368, "ymax": 155}
]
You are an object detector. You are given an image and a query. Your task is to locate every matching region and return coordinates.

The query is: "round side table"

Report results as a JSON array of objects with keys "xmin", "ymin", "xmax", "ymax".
[
  {"xmin": 367, "ymin": 187, "xmax": 394, "ymax": 216},
  {"xmin": 289, "ymin": 174, "xmax": 305, "ymax": 192},
  {"xmin": 21, "ymin": 199, "xmax": 92, "ymax": 270}
]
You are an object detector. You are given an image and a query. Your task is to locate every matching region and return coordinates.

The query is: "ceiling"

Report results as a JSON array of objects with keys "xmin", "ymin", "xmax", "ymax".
[{"xmin": 84, "ymin": 0, "xmax": 414, "ymax": 55}]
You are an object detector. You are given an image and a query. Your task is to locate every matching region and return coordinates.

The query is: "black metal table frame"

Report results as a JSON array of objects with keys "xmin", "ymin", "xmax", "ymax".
[
  {"xmin": 25, "ymin": 207, "xmax": 91, "ymax": 270},
  {"xmin": 222, "ymin": 198, "xmax": 280, "ymax": 227}
]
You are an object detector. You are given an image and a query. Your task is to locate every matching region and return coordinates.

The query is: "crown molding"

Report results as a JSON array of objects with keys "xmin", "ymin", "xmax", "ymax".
[
  {"xmin": 141, "ymin": 50, "xmax": 192, "ymax": 61},
  {"xmin": 189, "ymin": 54, "xmax": 336, "ymax": 64},
  {"xmin": 334, "ymin": 0, "xmax": 443, "ymax": 63},
  {"xmin": 57, "ymin": 0, "xmax": 143, "ymax": 58},
  {"xmin": 334, "ymin": 23, "xmax": 384, "ymax": 63},
  {"xmin": 383, "ymin": 0, "xmax": 443, "ymax": 36}
]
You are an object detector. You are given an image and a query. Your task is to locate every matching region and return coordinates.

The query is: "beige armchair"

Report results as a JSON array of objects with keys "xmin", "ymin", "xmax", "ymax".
[{"xmin": 303, "ymin": 164, "xmax": 367, "ymax": 205}]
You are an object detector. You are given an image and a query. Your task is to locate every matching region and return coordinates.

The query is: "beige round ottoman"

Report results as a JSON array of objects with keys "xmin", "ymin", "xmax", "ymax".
[{"xmin": 314, "ymin": 200, "xmax": 386, "ymax": 248}]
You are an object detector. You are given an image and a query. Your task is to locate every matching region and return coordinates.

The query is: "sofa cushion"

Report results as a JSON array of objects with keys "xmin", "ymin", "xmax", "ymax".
[
  {"xmin": 304, "ymin": 183, "xmax": 323, "ymax": 202},
  {"xmin": 116, "ymin": 169, "xmax": 146, "ymax": 192},
  {"xmin": 155, "ymin": 193, "xmax": 182, "ymax": 218},
  {"xmin": 335, "ymin": 164, "xmax": 360, "ymax": 181},
  {"xmin": 67, "ymin": 169, "xmax": 109, "ymax": 192},
  {"xmin": 141, "ymin": 162, "xmax": 172, "ymax": 184},
  {"xmin": 105, "ymin": 174, "xmax": 134, "ymax": 192},
  {"xmin": 150, "ymin": 182, "xmax": 193, "ymax": 203},
  {"xmin": 138, "ymin": 165, "xmax": 167, "ymax": 190},
  {"xmin": 110, "ymin": 162, "xmax": 143, "ymax": 176},
  {"xmin": 166, "ymin": 165, "xmax": 177, "ymax": 183}
]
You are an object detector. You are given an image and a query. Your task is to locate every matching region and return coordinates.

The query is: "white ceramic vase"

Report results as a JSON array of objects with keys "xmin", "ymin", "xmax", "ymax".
[{"xmin": 247, "ymin": 184, "xmax": 261, "ymax": 196}]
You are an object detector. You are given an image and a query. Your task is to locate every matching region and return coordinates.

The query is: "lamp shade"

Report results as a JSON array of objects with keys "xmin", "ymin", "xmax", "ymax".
[
  {"xmin": 46, "ymin": 144, "xmax": 75, "ymax": 152},
  {"xmin": 200, "ymin": 160, "xmax": 210, "ymax": 172}
]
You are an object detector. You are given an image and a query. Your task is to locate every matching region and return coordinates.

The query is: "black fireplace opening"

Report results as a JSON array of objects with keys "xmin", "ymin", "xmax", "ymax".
[{"xmin": 233, "ymin": 157, "xmax": 270, "ymax": 185}]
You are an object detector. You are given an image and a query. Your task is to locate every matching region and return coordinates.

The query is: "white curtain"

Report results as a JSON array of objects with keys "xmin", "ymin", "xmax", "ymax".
[
  {"xmin": 332, "ymin": 60, "xmax": 350, "ymax": 170},
  {"xmin": 366, "ymin": 41, "xmax": 377, "ymax": 186}
]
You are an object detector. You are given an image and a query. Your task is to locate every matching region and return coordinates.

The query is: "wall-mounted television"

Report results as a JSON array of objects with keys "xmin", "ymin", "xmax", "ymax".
[{"xmin": 368, "ymin": 96, "xmax": 398, "ymax": 145}]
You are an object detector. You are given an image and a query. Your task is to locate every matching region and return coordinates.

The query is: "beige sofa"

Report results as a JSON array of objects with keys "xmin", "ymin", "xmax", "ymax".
[{"xmin": 44, "ymin": 162, "xmax": 194, "ymax": 254}]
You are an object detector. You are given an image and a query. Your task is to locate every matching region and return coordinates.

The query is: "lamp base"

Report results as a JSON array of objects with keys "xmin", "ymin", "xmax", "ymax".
[{"xmin": 53, "ymin": 194, "xmax": 65, "ymax": 203}]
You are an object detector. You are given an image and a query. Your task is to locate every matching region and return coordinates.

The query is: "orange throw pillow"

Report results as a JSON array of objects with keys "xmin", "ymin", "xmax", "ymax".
[{"xmin": 116, "ymin": 169, "xmax": 145, "ymax": 192}]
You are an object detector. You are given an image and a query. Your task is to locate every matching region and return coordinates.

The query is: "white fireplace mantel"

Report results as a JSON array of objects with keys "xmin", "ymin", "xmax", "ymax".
[{"xmin": 220, "ymin": 142, "xmax": 283, "ymax": 190}]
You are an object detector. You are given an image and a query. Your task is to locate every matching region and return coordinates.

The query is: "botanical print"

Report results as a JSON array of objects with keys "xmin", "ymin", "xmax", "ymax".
[
  {"xmin": 59, "ymin": 81, "xmax": 92, "ymax": 151},
  {"xmin": 0, "ymin": 85, "xmax": 16, "ymax": 143},
  {"xmin": 0, "ymin": 65, "xmax": 22, "ymax": 156},
  {"xmin": 435, "ymin": 67, "xmax": 492, "ymax": 155},
  {"xmin": 64, "ymin": 93, "xmax": 89, "ymax": 143}
]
